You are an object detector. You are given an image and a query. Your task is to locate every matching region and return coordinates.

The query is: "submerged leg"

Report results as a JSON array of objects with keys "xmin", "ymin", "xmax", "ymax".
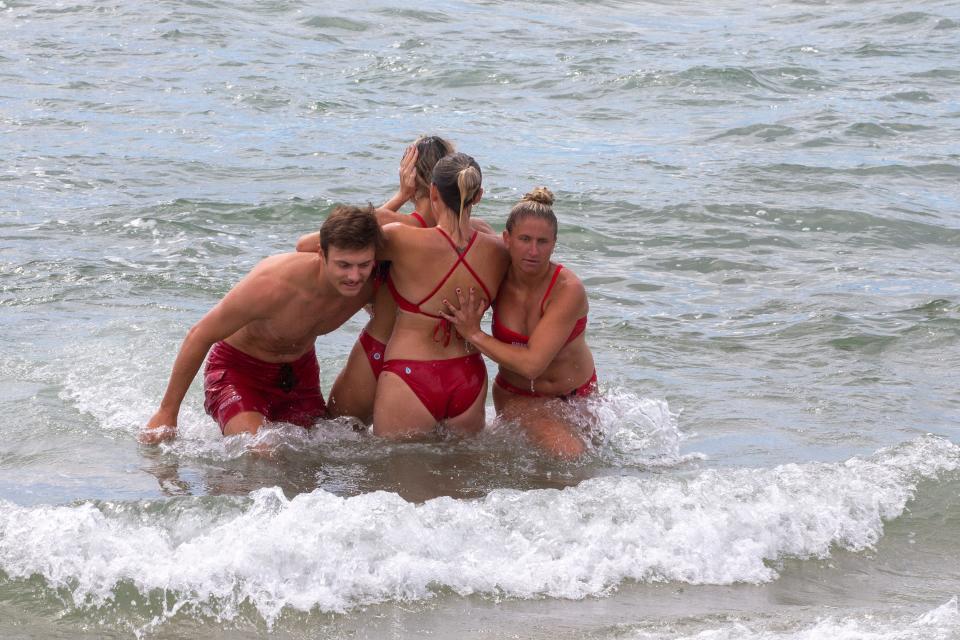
[
  {"xmin": 222, "ymin": 411, "xmax": 267, "ymax": 436},
  {"xmin": 494, "ymin": 387, "xmax": 586, "ymax": 460}
]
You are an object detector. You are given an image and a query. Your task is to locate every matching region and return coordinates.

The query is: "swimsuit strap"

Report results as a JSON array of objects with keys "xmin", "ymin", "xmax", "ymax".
[
  {"xmin": 539, "ymin": 264, "xmax": 564, "ymax": 314},
  {"xmin": 386, "ymin": 273, "xmax": 423, "ymax": 314},
  {"xmin": 435, "ymin": 228, "xmax": 494, "ymax": 302},
  {"xmin": 388, "ymin": 229, "xmax": 492, "ymax": 347},
  {"xmin": 386, "ymin": 230, "xmax": 478, "ymax": 316},
  {"xmin": 494, "ymin": 265, "xmax": 587, "ymax": 346},
  {"xmin": 409, "ymin": 211, "xmax": 427, "ymax": 228},
  {"xmin": 430, "ymin": 229, "xmax": 489, "ymax": 346},
  {"xmin": 406, "ymin": 227, "xmax": 478, "ymax": 311},
  {"xmin": 544, "ymin": 264, "xmax": 588, "ymax": 343}
]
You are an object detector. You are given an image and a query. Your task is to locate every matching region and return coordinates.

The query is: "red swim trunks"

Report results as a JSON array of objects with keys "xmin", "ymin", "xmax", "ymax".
[{"xmin": 203, "ymin": 341, "xmax": 327, "ymax": 432}]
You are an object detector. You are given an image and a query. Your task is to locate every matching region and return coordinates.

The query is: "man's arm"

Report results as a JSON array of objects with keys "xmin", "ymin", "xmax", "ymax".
[{"xmin": 141, "ymin": 271, "xmax": 281, "ymax": 443}]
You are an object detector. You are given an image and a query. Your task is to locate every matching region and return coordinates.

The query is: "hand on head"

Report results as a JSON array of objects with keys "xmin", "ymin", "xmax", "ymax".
[{"xmin": 398, "ymin": 145, "xmax": 419, "ymax": 201}]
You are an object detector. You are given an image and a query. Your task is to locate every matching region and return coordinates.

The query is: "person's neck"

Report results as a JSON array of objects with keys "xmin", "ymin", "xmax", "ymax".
[
  {"xmin": 413, "ymin": 196, "xmax": 435, "ymax": 226},
  {"xmin": 313, "ymin": 255, "xmax": 340, "ymax": 298},
  {"xmin": 510, "ymin": 260, "xmax": 553, "ymax": 290},
  {"xmin": 438, "ymin": 208, "xmax": 472, "ymax": 246}
]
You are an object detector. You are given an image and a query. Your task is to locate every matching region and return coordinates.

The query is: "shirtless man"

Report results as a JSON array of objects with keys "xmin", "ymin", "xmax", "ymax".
[{"xmin": 140, "ymin": 205, "xmax": 383, "ymax": 443}]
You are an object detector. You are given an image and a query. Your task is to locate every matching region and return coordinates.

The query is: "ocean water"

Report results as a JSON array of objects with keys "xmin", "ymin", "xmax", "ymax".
[{"xmin": 1, "ymin": 0, "xmax": 959, "ymax": 638}]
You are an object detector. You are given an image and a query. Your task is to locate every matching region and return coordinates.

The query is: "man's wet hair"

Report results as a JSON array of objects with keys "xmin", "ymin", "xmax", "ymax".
[{"xmin": 319, "ymin": 204, "xmax": 384, "ymax": 257}]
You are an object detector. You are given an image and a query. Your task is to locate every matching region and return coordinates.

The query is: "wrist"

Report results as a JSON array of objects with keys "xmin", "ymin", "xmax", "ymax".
[
  {"xmin": 158, "ymin": 401, "xmax": 180, "ymax": 414},
  {"xmin": 382, "ymin": 192, "xmax": 406, "ymax": 211}
]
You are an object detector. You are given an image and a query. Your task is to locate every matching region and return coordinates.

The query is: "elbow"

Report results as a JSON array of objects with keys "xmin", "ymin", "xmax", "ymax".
[
  {"xmin": 515, "ymin": 359, "xmax": 549, "ymax": 380},
  {"xmin": 295, "ymin": 233, "xmax": 319, "ymax": 253},
  {"xmin": 184, "ymin": 323, "xmax": 217, "ymax": 351},
  {"xmin": 183, "ymin": 323, "xmax": 204, "ymax": 347}
]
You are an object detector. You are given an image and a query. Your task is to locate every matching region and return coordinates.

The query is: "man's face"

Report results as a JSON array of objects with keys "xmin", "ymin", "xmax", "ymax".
[{"xmin": 323, "ymin": 245, "xmax": 376, "ymax": 296}]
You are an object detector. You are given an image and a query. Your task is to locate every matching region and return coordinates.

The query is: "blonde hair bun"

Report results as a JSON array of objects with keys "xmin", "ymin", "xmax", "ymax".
[{"xmin": 523, "ymin": 186, "xmax": 554, "ymax": 207}]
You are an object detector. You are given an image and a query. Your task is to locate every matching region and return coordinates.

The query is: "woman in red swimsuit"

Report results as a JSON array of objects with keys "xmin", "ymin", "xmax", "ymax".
[
  {"xmin": 373, "ymin": 153, "xmax": 509, "ymax": 439},
  {"xmin": 440, "ymin": 187, "xmax": 597, "ymax": 459},
  {"xmin": 295, "ymin": 136, "xmax": 455, "ymax": 422}
]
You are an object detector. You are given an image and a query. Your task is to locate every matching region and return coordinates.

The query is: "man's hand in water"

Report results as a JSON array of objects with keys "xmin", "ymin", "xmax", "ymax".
[{"xmin": 140, "ymin": 409, "xmax": 178, "ymax": 444}]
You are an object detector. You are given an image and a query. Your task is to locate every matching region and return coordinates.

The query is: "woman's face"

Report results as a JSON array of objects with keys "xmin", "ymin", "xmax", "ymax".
[{"xmin": 504, "ymin": 216, "xmax": 557, "ymax": 274}]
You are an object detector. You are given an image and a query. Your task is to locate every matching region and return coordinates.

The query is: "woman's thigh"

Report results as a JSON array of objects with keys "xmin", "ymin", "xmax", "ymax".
[
  {"xmin": 443, "ymin": 376, "xmax": 488, "ymax": 438},
  {"xmin": 495, "ymin": 391, "xmax": 586, "ymax": 459},
  {"xmin": 327, "ymin": 338, "xmax": 378, "ymax": 423}
]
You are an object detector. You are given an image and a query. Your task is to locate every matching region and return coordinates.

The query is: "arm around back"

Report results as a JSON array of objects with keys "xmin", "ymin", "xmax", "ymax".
[{"xmin": 441, "ymin": 275, "xmax": 587, "ymax": 380}]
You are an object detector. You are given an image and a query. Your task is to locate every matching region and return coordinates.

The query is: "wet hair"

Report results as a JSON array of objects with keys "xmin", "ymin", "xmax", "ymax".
[
  {"xmin": 431, "ymin": 152, "xmax": 482, "ymax": 220},
  {"xmin": 412, "ymin": 135, "xmax": 455, "ymax": 199},
  {"xmin": 319, "ymin": 204, "xmax": 383, "ymax": 257},
  {"xmin": 505, "ymin": 186, "xmax": 558, "ymax": 237}
]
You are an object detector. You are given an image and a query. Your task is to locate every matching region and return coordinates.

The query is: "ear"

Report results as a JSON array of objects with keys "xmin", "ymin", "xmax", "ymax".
[
  {"xmin": 428, "ymin": 183, "xmax": 443, "ymax": 211},
  {"xmin": 471, "ymin": 187, "xmax": 484, "ymax": 206},
  {"xmin": 502, "ymin": 229, "xmax": 509, "ymax": 245}
]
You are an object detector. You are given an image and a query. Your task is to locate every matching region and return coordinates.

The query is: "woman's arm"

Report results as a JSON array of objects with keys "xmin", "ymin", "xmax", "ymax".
[
  {"xmin": 295, "ymin": 231, "xmax": 320, "ymax": 253},
  {"xmin": 440, "ymin": 282, "xmax": 585, "ymax": 380},
  {"xmin": 379, "ymin": 144, "xmax": 419, "ymax": 213},
  {"xmin": 376, "ymin": 222, "xmax": 408, "ymax": 262},
  {"xmin": 297, "ymin": 146, "xmax": 420, "ymax": 253}
]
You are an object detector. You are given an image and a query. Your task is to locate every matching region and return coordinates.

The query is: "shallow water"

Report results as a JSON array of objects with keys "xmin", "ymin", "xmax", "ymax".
[{"xmin": 1, "ymin": 0, "xmax": 959, "ymax": 638}]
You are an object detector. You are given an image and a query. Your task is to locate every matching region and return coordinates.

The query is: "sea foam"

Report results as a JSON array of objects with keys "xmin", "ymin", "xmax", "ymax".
[
  {"xmin": 625, "ymin": 597, "xmax": 960, "ymax": 640},
  {"xmin": 0, "ymin": 435, "xmax": 957, "ymax": 624}
]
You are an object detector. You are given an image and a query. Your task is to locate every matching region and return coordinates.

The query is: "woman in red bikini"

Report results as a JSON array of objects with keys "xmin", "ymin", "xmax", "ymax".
[
  {"xmin": 440, "ymin": 187, "xmax": 597, "ymax": 459},
  {"xmin": 373, "ymin": 152, "xmax": 509, "ymax": 439},
  {"xmin": 295, "ymin": 136, "xmax": 455, "ymax": 422}
]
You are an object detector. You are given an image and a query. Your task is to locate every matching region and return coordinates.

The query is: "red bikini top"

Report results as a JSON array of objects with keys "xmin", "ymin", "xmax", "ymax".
[
  {"xmin": 388, "ymin": 227, "xmax": 493, "ymax": 345},
  {"xmin": 409, "ymin": 211, "xmax": 427, "ymax": 227},
  {"xmin": 492, "ymin": 264, "xmax": 587, "ymax": 346}
]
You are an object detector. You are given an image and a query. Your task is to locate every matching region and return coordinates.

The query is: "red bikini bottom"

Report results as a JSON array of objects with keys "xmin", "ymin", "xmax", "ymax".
[
  {"xmin": 381, "ymin": 353, "xmax": 486, "ymax": 421},
  {"xmin": 494, "ymin": 370, "xmax": 598, "ymax": 400},
  {"xmin": 358, "ymin": 328, "xmax": 387, "ymax": 378}
]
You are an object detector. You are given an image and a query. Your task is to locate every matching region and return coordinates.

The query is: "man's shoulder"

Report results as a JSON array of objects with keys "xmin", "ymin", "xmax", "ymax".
[
  {"xmin": 236, "ymin": 252, "xmax": 313, "ymax": 296},
  {"xmin": 256, "ymin": 250, "xmax": 312, "ymax": 266},
  {"xmin": 249, "ymin": 251, "xmax": 316, "ymax": 277}
]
